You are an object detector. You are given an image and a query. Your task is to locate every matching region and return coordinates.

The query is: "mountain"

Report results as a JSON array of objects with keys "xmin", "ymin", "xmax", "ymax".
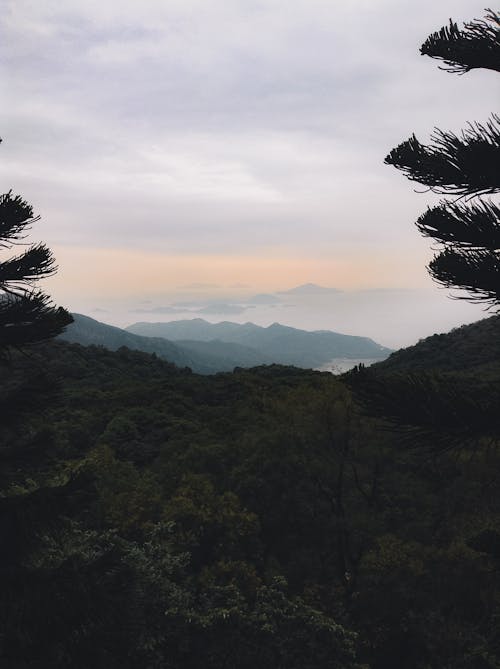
[
  {"xmin": 59, "ymin": 313, "xmax": 197, "ymax": 367},
  {"xmin": 277, "ymin": 283, "xmax": 341, "ymax": 295},
  {"xmin": 59, "ymin": 314, "xmax": 271, "ymax": 374},
  {"xmin": 373, "ymin": 315, "xmax": 500, "ymax": 375},
  {"xmin": 59, "ymin": 314, "xmax": 391, "ymax": 374},
  {"xmin": 127, "ymin": 319, "xmax": 258, "ymax": 342},
  {"xmin": 126, "ymin": 318, "xmax": 392, "ymax": 368},
  {"xmin": 178, "ymin": 339, "xmax": 271, "ymax": 368},
  {"xmin": 247, "ymin": 293, "xmax": 282, "ymax": 304},
  {"xmin": 346, "ymin": 315, "xmax": 500, "ymax": 447}
]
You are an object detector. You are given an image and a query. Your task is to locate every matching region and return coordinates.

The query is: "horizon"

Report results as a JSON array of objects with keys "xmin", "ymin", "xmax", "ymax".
[
  {"xmin": 68, "ymin": 280, "xmax": 490, "ymax": 350},
  {"xmin": 2, "ymin": 1, "xmax": 495, "ymax": 347}
]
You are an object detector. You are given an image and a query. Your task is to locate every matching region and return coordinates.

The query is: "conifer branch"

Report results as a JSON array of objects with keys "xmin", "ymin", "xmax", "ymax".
[
  {"xmin": 428, "ymin": 247, "xmax": 500, "ymax": 304},
  {"xmin": 345, "ymin": 366, "xmax": 500, "ymax": 449},
  {"xmin": 0, "ymin": 243, "xmax": 57, "ymax": 286},
  {"xmin": 0, "ymin": 291, "xmax": 73, "ymax": 353},
  {"xmin": 385, "ymin": 115, "xmax": 500, "ymax": 195},
  {"xmin": 416, "ymin": 199, "xmax": 500, "ymax": 250},
  {"xmin": 0, "ymin": 191, "xmax": 39, "ymax": 248},
  {"xmin": 421, "ymin": 9, "xmax": 500, "ymax": 74}
]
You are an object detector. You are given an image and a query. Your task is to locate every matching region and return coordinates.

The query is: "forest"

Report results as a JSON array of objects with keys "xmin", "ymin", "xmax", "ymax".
[
  {"xmin": 1, "ymin": 8, "xmax": 499, "ymax": 669},
  {"xmin": 1, "ymin": 325, "xmax": 500, "ymax": 668}
]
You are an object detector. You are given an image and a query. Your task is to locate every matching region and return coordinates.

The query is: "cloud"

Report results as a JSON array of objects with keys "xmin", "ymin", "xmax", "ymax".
[
  {"xmin": 246, "ymin": 293, "xmax": 282, "ymax": 305},
  {"xmin": 195, "ymin": 303, "xmax": 253, "ymax": 315},
  {"xmin": 177, "ymin": 283, "xmax": 221, "ymax": 290},
  {"xmin": 132, "ymin": 306, "xmax": 188, "ymax": 314},
  {"xmin": 278, "ymin": 283, "xmax": 342, "ymax": 295},
  {"xmin": 2, "ymin": 0, "xmax": 495, "ymax": 353},
  {"xmin": 131, "ymin": 299, "xmax": 258, "ymax": 316}
]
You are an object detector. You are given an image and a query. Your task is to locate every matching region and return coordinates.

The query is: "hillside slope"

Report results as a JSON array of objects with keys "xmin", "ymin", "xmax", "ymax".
[
  {"xmin": 59, "ymin": 313, "xmax": 204, "ymax": 371},
  {"xmin": 59, "ymin": 314, "xmax": 270, "ymax": 373},
  {"xmin": 127, "ymin": 318, "xmax": 392, "ymax": 367},
  {"xmin": 346, "ymin": 315, "xmax": 500, "ymax": 445},
  {"xmin": 374, "ymin": 315, "xmax": 500, "ymax": 375},
  {"xmin": 5, "ymin": 335, "xmax": 499, "ymax": 668}
]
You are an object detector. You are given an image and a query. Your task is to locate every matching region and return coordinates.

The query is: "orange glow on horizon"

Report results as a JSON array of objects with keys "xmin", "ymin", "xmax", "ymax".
[{"xmin": 46, "ymin": 245, "xmax": 429, "ymax": 302}]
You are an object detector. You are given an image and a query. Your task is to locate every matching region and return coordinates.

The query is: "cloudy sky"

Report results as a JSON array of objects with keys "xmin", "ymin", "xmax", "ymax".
[{"xmin": 2, "ymin": 1, "xmax": 497, "ymax": 347}]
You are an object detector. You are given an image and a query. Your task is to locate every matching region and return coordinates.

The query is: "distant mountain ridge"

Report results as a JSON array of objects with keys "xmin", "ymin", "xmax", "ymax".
[
  {"xmin": 59, "ymin": 314, "xmax": 391, "ymax": 373},
  {"xmin": 59, "ymin": 314, "xmax": 196, "ymax": 367},
  {"xmin": 59, "ymin": 314, "xmax": 270, "ymax": 374},
  {"xmin": 277, "ymin": 283, "xmax": 341, "ymax": 295},
  {"xmin": 126, "ymin": 318, "xmax": 391, "ymax": 368}
]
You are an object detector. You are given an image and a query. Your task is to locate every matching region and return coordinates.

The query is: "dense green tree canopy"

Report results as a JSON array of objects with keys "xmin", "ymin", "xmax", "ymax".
[{"xmin": 2, "ymin": 337, "xmax": 499, "ymax": 667}]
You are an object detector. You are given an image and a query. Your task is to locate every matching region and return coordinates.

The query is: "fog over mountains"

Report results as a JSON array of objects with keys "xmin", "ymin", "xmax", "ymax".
[
  {"xmin": 60, "ymin": 313, "xmax": 391, "ymax": 374},
  {"xmin": 73, "ymin": 282, "xmax": 488, "ymax": 351}
]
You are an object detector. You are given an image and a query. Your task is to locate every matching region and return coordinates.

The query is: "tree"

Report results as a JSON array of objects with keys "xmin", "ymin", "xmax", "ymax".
[
  {"xmin": 0, "ymin": 171, "xmax": 72, "ymax": 354},
  {"xmin": 0, "ymin": 180, "xmax": 72, "ymax": 473},
  {"xmin": 346, "ymin": 11, "xmax": 500, "ymax": 449},
  {"xmin": 0, "ymin": 151, "xmax": 79, "ymax": 665},
  {"xmin": 385, "ymin": 9, "xmax": 500, "ymax": 306}
]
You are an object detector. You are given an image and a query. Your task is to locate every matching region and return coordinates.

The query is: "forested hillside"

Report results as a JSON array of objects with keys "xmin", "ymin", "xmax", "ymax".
[
  {"xmin": 59, "ymin": 313, "xmax": 272, "ymax": 373},
  {"xmin": 1, "ymin": 334, "xmax": 499, "ymax": 668},
  {"xmin": 346, "ymin": 315, "xmax": 500, "ymax": 448},
  {"xmin": 374, "ymin": 315, "xmax": 500, "ymax": 374},
  {"xmin": 61, "ymin": 313, "xmax": 390, "ymax": 373},
  {"xmin": 127, "ymin": 318, "xmax": 391, "ymax": 367}
]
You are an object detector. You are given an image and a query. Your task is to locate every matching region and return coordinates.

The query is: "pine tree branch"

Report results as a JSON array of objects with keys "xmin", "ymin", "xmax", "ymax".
[
  {"xmin": 428, "ymin": 247, "xmax": 500, "ymax": 304},
  {"xmin": 0, "ymin": 291, "xmax": 73, "ymax": 353},
  {"xmin": 345, "ymin": 367, "xmax": 500, "ymax": 450},
  {"xmin": 421, "ymin": 10, "xmax": 500, "ymax": 74},
  {"xmin": 0, "ymin": 243, "xmax": 57, "ymax": 287},
  {"xmin": 0, "ymin": 191, "xmax": 38, "ymax": 248},
  {"xmin": 385, "ymin": 115, "xmax": 500, "ymax": 195},
  {"xmin": 416, "ymin": 199, "xmax": 500, "ymax": 250}
]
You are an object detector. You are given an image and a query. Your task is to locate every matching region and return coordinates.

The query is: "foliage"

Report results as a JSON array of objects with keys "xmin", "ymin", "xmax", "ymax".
[
  {"xmin": 2, "ymin": 13, "xmax": 499, "ymax": 667},
  {"xmin": 346, "ymin": 366, "xmax": 500, "ymax": 448},
  {"xmin": 385, "ymin": 115, "xmax": 500, "ymax": 197},
  {"xmin": 420, "ymin": 9, "xmax": 500, "ymax": 74},
  {"xmin": 361, "ymin": 11, "xmax": 500, "ymax": 459},
  {"xmin": 59, "ymin": 312, "xmax": 392, "ymax": 375},
  {"xmin": 0, "ymin": 188, "xmax": 72, "ymax": 354},
  {"xmin": 2, "ymin": 336, "xmax": 499, "ymax": 667},
  {"xmin": 385, "ymin": 10, "xmax": 500, "ymax": 306},
  {"xmin": 371, "ymin": 315, "xmax": 500, "ymax": 374}
]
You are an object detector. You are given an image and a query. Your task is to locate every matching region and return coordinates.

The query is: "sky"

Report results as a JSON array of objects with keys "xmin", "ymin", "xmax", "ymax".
[{"xmin": 1, "ymin": 0, "xmax": 497, "ymax": 348}]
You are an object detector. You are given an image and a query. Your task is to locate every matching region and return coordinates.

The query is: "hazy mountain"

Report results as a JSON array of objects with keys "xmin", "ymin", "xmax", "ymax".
[
  {"xmin": 59, "ymin": 313, "xmax": 198, "ymax": 368},
  {"xmin": 178, "ymin": 339, "xmax": 271, "ymax": 368},
  {"xmin": 128, "ymin": 319, "xmax": 257, "ymax": 342},
  {"xmin": 247, "ymin": 293, "xmax": 282, "ymax": 304},
  {"xmin": 195, "ymin": 303, "xmax": 249, "ymax": 315},
  {"xmin": 59, "ymin": 314, "xmax": 270, "ymax": 373},
  {"xmin": 126, "ymin": 318, "xmax": 392, "ymax": 368},
  {"xmin": 61, "ymin": 314, "xmax": 391, "ymax": 373}
]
